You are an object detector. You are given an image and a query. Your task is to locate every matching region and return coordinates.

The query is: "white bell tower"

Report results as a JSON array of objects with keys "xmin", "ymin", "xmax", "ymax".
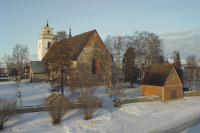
[{"xmin": 38, "ymin": 20, "xmax": 54, "ymax": 61}]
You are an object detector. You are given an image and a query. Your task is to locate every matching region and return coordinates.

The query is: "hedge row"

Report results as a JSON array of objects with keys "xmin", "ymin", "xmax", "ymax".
[
  {"xmin": 114, "ymin": 95, "xmax": 162, "ymax": 107},
  {"xmin": 2, "ymin": 102, "xmax": 102, "ymax": 115},
  {"xmin": 184, "ymin": 91, "xmax": 200, "ymax": 97}
]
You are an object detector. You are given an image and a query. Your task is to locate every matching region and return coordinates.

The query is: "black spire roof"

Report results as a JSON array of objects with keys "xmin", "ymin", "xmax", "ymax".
[{"xmin": 46, "ymin": 19, "xmax": 49, "ymax": 27}]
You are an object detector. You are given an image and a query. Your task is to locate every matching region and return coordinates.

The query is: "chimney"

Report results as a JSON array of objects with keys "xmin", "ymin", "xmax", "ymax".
[{"xmin": 69, "ymin": 26, "xmax": 72, "ymax": 38}]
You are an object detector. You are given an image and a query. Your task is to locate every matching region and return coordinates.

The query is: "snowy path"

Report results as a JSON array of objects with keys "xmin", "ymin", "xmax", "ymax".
[
  {"xmin": 101, "ymin": 86, "xmax": 144, "ymax": 133},
  {"xmin": 152, "ymin": 111, "xmax": 200, "ymax": 133}
]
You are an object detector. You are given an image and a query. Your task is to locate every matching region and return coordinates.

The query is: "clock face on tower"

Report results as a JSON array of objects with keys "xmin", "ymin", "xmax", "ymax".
[{"xmin": 47, "ymin": 30, "xmax": 50, "ymax": 33}]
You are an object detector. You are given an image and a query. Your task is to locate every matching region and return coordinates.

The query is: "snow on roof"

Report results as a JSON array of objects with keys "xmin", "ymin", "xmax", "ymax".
[{"xmin": 182, "ymin": 64, "xmax": 196, "ymax": 69}]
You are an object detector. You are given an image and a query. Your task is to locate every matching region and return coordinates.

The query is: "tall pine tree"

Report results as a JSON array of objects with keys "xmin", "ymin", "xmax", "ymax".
[
  {"xmin": 173, "ymin": 51, "xmax": 183, "ymax": 83},
  {"xmin": 122, "ymin": 47, "xmax": 137, "ymax": 86},
  {"xmin": 44, "ymin": 39, "xmax": 71, "ymax": 95}
]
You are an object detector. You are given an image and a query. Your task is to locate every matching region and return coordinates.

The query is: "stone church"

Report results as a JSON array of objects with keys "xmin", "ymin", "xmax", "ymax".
[{"xmin": 30, "ymin": 21, "xmax": 112, "ymax": 85}]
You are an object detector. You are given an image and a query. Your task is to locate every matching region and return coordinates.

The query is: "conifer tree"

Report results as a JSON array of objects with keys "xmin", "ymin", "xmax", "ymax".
[
  {"xmin": 122, "ymin": 47, "xmax": 137, "ymax": 86},
  {"xmin": 44, "ymin": 39, "xmax": 71, "ymax": 95},
  {"xmin": 173, "ymin": 51, "xmax": 183, "ymax": 83}
]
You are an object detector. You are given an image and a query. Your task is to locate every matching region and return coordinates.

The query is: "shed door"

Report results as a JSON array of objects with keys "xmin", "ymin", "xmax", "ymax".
[{"xmin": 170, "ymin": 90, "xmax": 177, "ymax": 100}]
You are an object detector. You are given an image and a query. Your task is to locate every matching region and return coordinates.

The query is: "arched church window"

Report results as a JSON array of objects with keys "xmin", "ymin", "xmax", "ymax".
[
  {"xmin": 92, "ymin": 58, "xmax": 99, "ymax": 74},
  {"xmin": 47, "ymin": 30, "xmax": 50, "ymax": 33},
  {"xmin": 48, "ymin": 42, "xmax": 51, "ymax": 48}
]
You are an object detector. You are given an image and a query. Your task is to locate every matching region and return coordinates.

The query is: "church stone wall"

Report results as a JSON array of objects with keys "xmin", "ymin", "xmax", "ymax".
[
  {"xmin": 77, "ymin": 47, "xmax": 112, "ymax": 86},
  {"xmin": 75, "ymin": 31, "xmax": 112, "ymax": 86}
]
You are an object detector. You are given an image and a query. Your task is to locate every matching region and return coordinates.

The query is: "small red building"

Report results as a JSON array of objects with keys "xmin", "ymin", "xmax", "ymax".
[
  {"xmin": 23, "ymin": 66, "xmax": 30, "ymax": 76},
  {"xmin": 0, "ymin": 68, "xmax": 8, "ymax": 77},
  {"xmin": 141, "ymin": 64, "xmax": 182, "ymax": 101}
]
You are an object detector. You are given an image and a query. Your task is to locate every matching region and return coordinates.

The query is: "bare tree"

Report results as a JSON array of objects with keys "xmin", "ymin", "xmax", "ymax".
[
  {"xmin": 12, "ymin": 44, "xmax": 29, "ymax": 74},
  {"xmin": 1, "ymin": 54, "xmax": 13, "ymax": 81},
  {"xmin": 0, "ymin": 60, "xmax": 3, "ymax": 69},
  {"xmin": 104, "ymin": 36, "xmax": 114, "ymax": 94},
  {"xmin": 12, "ymin": 44, "xmax": 29, "ymax": 106},
  {"xmin": 104, "ymin": 35, "xmax": 130, "ymax": 97},
  {"xmin": 127, "ymin": 31, "xmax": 164, "ymax": 80},
  {"xmin": 52, "ymin": 31, "xmax": 68, "ymax": 44},
  {"xmin": 185, "ymin": 55, "xmax": 198, "ymax": 91},
  {"xmin": 186, "ymin": 55, "xmax": 198, "ymax": 67},
  {"xmin": 42, "ymin": 95, "xmax": 69, "ymax": 125},
  {"xmin": 111, "ymin": 36, "xmax": 124, "ymax": 98},
  {"xmin": 70, "ymin": 63, "xmax": 103, "ymax": 120},
  {"xmin": 0, "ymin": 98, "xmax": 18, "ymax": 130}
]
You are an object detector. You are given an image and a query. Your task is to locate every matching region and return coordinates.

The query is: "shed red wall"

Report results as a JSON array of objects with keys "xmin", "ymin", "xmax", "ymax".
[
  {"xmin": 164, "ymin": 66, "xmax": 182, "ymax": 100},
  {"xmin": 164, "ymin": 85, "xmax": 182, "ymax": 101},
  {"xmin": 142, "ymin": 85, "xmax": 163, "ymax": 96}
]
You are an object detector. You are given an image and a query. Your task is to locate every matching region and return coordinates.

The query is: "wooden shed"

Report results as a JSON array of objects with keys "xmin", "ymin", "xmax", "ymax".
[
  {"xmin": 47, "ymin": 92, "xmax": 69, "ymax": 105},
  {"xmin": 30, "ymin": 61, "xmax": 46, "ymax": 82},
  {"xmin": 141, "ymin": 64, "xmax": 182, "ymax": 101}
]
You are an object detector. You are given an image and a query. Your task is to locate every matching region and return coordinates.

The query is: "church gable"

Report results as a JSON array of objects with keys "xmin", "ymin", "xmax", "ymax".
[
  {"xmin": 85, "ymin": 31, "xmax": 106, "ymax": 48},
  {"xmin": 68, "ymin": 30, "xmax": 96, "ymax": 61},
  {"xmin": 76, "ymin": 30, "xmax": 111, "ymax": 69}
]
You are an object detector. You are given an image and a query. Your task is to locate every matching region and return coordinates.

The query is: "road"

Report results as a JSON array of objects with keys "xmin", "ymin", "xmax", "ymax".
[{"xmin": 151, "ymin": 111, "xmax": 200, "ymax": 133}]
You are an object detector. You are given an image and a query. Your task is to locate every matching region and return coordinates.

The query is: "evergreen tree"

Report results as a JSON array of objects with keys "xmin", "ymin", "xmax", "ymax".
[
  {"xmin": 44, "ymin": 39, "xmax": 71, "ymax": 95},
  {"xmin": 122, "ymin": 47, "xmax": 137, "ymax": 86},
  {"xmin": 173, "ymin": 51, "xmax": 183, "ymax": 83},
  {"xmin": 158, "ymin": 55, "xmax": 165, "ymax": 64}
]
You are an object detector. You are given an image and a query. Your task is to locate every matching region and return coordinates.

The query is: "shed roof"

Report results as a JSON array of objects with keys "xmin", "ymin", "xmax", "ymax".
[
  {"xmin": 182, "ymin": 64, "xmax": 196, "ymax": 69},
  {"xmin": 141, "ymin": 63, "xmax": 174, "ymax": 86},
  {"xmin": 47, "ymin": 92, "xmax": 69, "ymax": 104},
  {"xmin": 30, "ymin": 61, "xmax": 46, "ymax": 74}
]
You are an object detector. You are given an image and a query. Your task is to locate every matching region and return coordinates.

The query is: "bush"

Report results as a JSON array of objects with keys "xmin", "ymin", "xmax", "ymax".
[
  {"xmin": 0, "ymin": 98, "xmax": 18, "ymax": 130},
  {"xmin": 113, "ymin": 99, "xmax": 121, "ymax": 107},
  {"xmin": 43, "ymin": 95, "xmax": 69, "ymax": 125},
  {"xmin": 79, "ymin": 95, "xmax": 103, "ymax": 120}
]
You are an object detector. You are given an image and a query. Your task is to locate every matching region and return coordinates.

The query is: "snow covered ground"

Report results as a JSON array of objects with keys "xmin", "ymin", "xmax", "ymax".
[
  {"xmin": 0, "ymin": 77, "xmax": 8, "ymax": 79},
  {"xmin": 0, "ymin": 80, "xmax": 200, "ymax": 133},
  {"xmin": 180, "ymin": 123, "xmax": 200, "ymax": 133}
]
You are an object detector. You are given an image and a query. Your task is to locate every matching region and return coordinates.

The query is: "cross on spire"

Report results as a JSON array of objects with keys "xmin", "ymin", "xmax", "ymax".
[{"xmin": 46, "ymin": 19, "xmax": 49, "ymax": 27}]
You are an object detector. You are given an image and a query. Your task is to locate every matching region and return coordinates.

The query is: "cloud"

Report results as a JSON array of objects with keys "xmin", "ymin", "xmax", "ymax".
[
  {"xmin": 162, "ymin": 29, "xmax": 200, "ymax": 60},
  {"xmin": 160, "ymin": 29, "xmax": 200, "ymax": 37},
  {"xmin": 148, "ymin": 25, "xmax": 196, "ymax": 30}
]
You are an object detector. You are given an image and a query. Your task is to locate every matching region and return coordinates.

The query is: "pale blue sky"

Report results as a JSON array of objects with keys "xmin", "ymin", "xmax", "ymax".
[{"xmin": 0, "ymin": 0, "xmax": 200, "ymax": 61}]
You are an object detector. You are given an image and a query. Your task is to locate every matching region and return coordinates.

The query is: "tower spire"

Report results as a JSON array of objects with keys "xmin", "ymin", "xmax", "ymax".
[
  {"xmin": 46, "ymin": 19, "xmax": 49, "ymax": 27},
  {"xmin": 69, "ymin": 26, "xmax": 72, "ymax": 38}
]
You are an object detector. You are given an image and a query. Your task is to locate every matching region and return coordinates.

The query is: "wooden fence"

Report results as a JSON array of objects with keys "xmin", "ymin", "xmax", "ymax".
[{"xmin": 1, "ymin": 102, "xmax": 102, "ymax": 115}]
